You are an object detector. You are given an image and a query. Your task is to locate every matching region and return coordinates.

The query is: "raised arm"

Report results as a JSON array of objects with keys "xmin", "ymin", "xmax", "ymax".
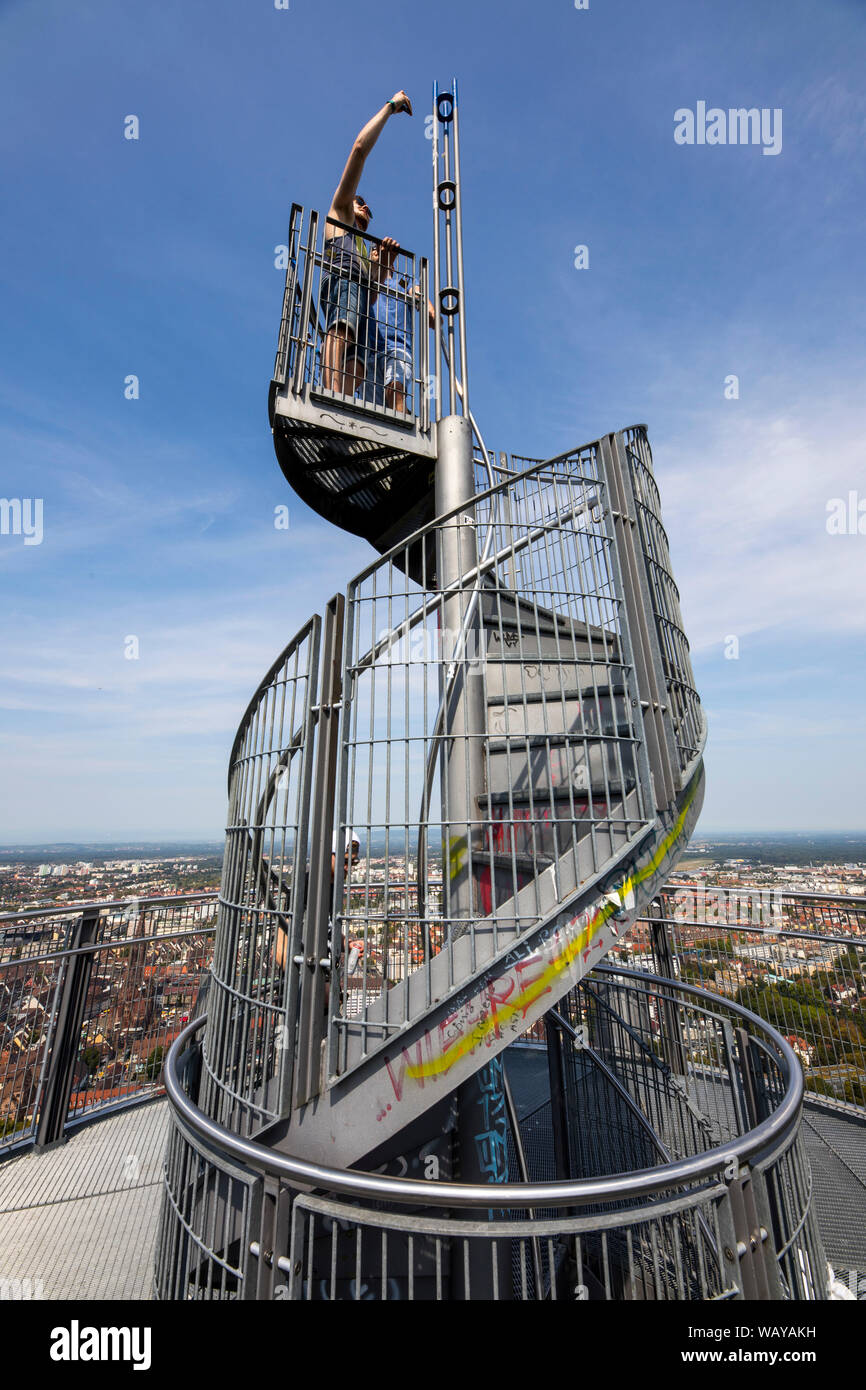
[{"xmin": 328, "ymin": 91, "xmax": 413, "ymax": 225}]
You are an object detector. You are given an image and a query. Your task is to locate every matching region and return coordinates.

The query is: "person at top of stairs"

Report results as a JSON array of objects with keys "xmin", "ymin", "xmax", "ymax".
[
  {"xmin": 320, "ymin": 91, "xmax": 413, "ymax": 398},
  {"xmin": 363, "ymin": 270, "xmax": 436, "ymax": 413}
]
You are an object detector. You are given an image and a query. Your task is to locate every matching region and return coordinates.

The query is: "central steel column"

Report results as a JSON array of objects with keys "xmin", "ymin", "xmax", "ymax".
[
  {"xmin": 436, "ymin": 414, "xmax": 509, "ymax": 1300},
  {"xmin": 435, "ymin": 414, "xmax": 487, "ymax": 935},
  {"xmin": 431, "ymin": 83, "xmax": 510, "ymax": 1297}
]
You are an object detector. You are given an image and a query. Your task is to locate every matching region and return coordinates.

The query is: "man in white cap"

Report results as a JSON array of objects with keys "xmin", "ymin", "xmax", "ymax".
[{"xmin": 333, "ymin": 829, "xmax": 361, "ymax": 874}]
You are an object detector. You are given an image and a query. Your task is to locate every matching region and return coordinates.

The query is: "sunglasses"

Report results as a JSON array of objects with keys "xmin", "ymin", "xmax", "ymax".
[{"xmin": 355, "ymin": 200, "xmax": 372, "ymax": 219}]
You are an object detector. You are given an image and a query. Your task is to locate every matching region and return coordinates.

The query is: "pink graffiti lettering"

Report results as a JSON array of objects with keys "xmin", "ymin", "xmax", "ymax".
[{"xmin": 384, "ymin": 1039, "xmax": 428, "ymax": 1102}]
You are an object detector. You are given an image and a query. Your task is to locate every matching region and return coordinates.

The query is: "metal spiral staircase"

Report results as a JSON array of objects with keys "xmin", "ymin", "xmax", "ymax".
[{"xmin": 152, "ymin": 83, "xmax": 767, "ymax": 1301}]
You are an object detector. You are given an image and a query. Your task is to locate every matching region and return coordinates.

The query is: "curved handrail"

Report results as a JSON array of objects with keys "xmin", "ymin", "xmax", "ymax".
[
  {"xmin": 164, "ymin": 969, "xmax": 803, "ymax": 1211},
  {"xmin": 346, "ymin": 437, "xmax": 610, "ymax": 593}
]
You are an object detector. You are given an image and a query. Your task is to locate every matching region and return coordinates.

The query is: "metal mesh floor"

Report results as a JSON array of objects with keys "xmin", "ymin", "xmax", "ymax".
[
  {"xmin": 802, "ymin": 1104, "xmax": 866, "ymax": 1281},
  {"xmin": 0, "ymin": 1099, "xmax": 169, "ymax": 1301}
]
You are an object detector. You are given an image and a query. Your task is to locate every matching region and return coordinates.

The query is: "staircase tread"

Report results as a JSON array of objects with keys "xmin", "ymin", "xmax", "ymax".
[
  {"xmin": 480, "ymin": 783, "xmax": 634, "ymax": 805},
  {"xmin": 486, "ymin": 729, "xmax": 634, "ymax": 749},
  {"xmin": 487, "ymin": 684, "xmax": 627, "ymax": 703}
]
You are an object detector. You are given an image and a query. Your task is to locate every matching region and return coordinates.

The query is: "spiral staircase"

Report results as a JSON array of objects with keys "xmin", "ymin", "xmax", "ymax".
[{"xmin": 152, "ymin": 83, "xmax": 748, "ymax": 1301}]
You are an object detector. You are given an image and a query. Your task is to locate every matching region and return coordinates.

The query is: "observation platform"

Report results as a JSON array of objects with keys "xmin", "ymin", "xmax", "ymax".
[
  {"xmin": 1, "ymin": 888, "xmax": 864, "ymax": 1301},
  {"xmin": 1, "ymin": 1078, "xmax": 862, "ymax": 1301},
  {"xmin": 0, "ymin": 1100, "xmax": 168, "ymax": 1300},
  {"xmin": 270, "ymin": 205, "xmax": 438, "ymax": 564}
]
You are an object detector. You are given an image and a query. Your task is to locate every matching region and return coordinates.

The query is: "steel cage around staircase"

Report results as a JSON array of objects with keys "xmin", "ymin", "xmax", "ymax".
[
  {"xmin": 194, "ymin": 428, "xmax": 707, "ymax": 1164},
  {"xmin": 327, "ymin": 440, "xmax": 655, "ymax": 1080}
]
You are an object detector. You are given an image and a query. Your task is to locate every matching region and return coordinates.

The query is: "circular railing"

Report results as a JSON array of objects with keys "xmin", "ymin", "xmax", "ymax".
[{"xmin": 154, "ymin": 970, "xmax": 827, "ymax": 1301}]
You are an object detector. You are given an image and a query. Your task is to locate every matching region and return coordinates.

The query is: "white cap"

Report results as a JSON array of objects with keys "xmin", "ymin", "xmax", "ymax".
[{"xmin": 332, "ymin": 830, "xmax": 361, "ymax": 853}]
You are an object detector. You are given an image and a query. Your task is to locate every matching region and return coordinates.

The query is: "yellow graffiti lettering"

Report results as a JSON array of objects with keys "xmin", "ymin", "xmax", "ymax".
[
  {"xmin": 407, "ymin": 771, "xmax": 701, "ymax": 1082},
  {"xmin": 448, "ymin": 835, "xmax": 468, "ymax": 880}
]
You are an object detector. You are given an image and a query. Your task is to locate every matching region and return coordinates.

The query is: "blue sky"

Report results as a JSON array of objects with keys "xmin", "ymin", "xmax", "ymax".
[{"xmin": 1, "ymin": 0, "xmax": 864, "ymax": 839}]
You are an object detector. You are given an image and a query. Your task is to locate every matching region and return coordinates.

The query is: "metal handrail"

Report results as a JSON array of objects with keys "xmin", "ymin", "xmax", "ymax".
[
  {"xmin": 0, "ymin": 925, "xmax": 216, "ymax": 971},
  {"xmin": 0, "ymin": 890, "xmax": 218, "ymax": 924},
  {"xmin": 320, "ymin": 209, "xmax": 414, "ymax": 263},
  {"xmin": 654, "ymin": 924, "xmax": 864, "ymax": 949},
  {"xmin": 0, "ymin": 890, "xmax": 219, "ymax": 1153},
  {"xmin": 163, "ymin": 969, "xmax": 804, "ymax": 1211},
  {"xmin": 9, "ymin": 881, "xmax": 851, "ymax": 931},
  {"xmin": 657, "ymin": 883, "xmax": 866, "ymax": 908}
]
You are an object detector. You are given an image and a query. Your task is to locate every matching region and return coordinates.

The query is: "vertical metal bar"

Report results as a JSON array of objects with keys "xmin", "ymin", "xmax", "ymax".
[
  {"xmin": 545, "ymin": 1013, "xmax": 573, "ymax": 1183},
  {"xmin": 450, "ymin": 78, "xmax": 469, "ymax": 415},
  {"xmin": 35, "ymin": 905, "xmax": 100, "ymax": 1149},
  {"xmin": 419, "ymin": 256, "xmax": 430, "ymax": 433},
  {"xmin": 440, "ymin": 112, "xmax": 457, "ymax": 413},
  {"xmin": 274, "ymin": 204, "xmax": 302, "ymax": 387},
  {"xmin": 615, "ymin": 431, "xmax": 687, "ymax": 789},
  {"xmin": 749, "ymin": 1163, "xmax": 787, "ymax": 1301},
  {"xmin": 735, "ymin": 1026, "xmax": 764, "ymax": 1131},
  {"xmin": 275, "ymin": 627, "xmax": 321, "ymax": 1115},
  {"xmin": 294, "ymin": 595, "xmax": 344, "ymax": 1105},
  {"xmin": 431, "ymin": 83, "xmax": 443, "ymax": 419},
  {"xmin": 649, "ymin": 911, "xmax": 688, "ymax": 1073},
  {"xmin": 599, "ymin": 433, "xmax": 674, "ymax": 813},
  {"xmin": 292, "ymin": 210, "xmax": 318, "ymax": 395},
  {"xmin": 728, "ymin": 1169, "xmax": 772, "ymax": 1300}
]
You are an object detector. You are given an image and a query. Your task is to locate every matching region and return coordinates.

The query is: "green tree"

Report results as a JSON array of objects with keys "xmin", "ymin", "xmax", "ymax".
[
  {"xmin": 843, "ymin": 1076, "xmax": 866, "ymax": 1106},
  {"xmin": 145, "ymin": 1045, "xmax": 165, "ymax": 1082}
]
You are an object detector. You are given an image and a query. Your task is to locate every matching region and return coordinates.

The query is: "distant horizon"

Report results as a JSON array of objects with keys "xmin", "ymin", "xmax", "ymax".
[{"xmin": 2, "ymin": 828, "xmax": 866, "ymax": 851}]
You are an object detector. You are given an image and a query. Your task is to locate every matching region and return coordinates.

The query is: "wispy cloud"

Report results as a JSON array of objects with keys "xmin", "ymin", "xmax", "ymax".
[{"xmin": 658, "ymin": 403, "xmax": 866, "ymax": 646}]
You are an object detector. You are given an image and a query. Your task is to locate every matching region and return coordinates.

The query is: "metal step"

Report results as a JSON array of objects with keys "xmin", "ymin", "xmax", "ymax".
[
  {"xmin": 480, "ymin": 786, "xmax": 635, "ymax": 810},
  {"xmin": 484, "ymin": 740, "xmax": 637, "ymax": 797},
  {"xmin": 272, "ymin": 410, "xmax": 437, "ymax": 580},
  {"xmin": 486, "ymin": 684, "xmax": 628, "ymax": 706},
  {"xmin": 486, "ymin": 729, "xmax": 633, "ymax": 752},
  {"xmin": 484, "ymin": 660, "xmax": 629, "ymax": 702},
  {"xmin": 474, "ymin": 849, "xmax": 554, "ymax": 922}
]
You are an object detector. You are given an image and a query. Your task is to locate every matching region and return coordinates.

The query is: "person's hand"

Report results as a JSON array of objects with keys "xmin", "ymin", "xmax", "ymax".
[
  {"xmin": 390, "ymin": 91, "xmax": 412, "ymax": 115},
  {"xmin": 413, "ymin": 284, "xmax": 436, "ymax": 326},
  {"xmin": 379, "ymin": 236, "xmax": 399, "ymax": 274}
]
